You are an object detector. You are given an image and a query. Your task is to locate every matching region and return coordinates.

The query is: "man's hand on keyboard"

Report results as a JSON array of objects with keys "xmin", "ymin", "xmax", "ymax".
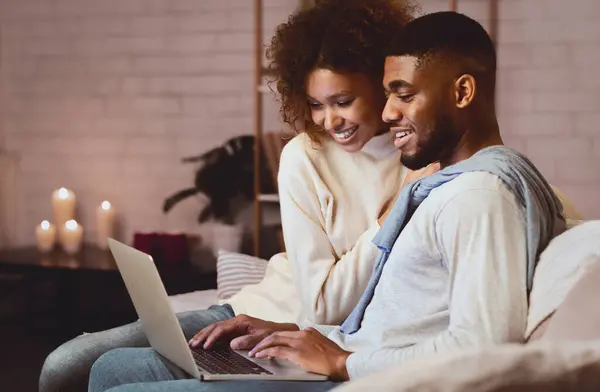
[
  {"xmin": 189, "ymin": 314, "xmax": 299, "ymax": 350},
  {"xmin": 249, "ymin": 327, "xmax": 351, "ymax": 381}
]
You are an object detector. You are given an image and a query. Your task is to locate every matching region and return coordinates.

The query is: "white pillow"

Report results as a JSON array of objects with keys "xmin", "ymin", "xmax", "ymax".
[
  {"xmin": 333, "ymin": 340, "xmax": 600, "ymax": 392},
  {"xmin": 216, "ymin": 250, "xmax": 268, "ymax": 300},
  {"xmin": 526, "ymin": 220, "xmax": 600, "ymax": 339}
]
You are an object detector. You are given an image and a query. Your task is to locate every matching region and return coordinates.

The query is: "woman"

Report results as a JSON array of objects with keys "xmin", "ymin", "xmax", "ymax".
[{"xmin": 40, "ymin": 1, "xmax": 422, "ymax": 391}]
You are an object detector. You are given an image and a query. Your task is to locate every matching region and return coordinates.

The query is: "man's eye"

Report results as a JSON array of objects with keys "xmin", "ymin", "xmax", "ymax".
[{"xmin": 397, "ymin": 94, "xmax": 414, "ymax": 103}]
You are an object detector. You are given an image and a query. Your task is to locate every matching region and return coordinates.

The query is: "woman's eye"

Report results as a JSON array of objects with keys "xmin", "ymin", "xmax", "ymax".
[
  {"xmin": 309, "ymin": 102, "xmax": 323, "ymax": 109},
  {"xmin": 336, "ymin": 99, "xmax": 354, "ymax": 107}
]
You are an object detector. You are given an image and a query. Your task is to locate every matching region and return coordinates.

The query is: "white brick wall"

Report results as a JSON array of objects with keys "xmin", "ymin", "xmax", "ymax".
[
  {"xmin": 1, "ymin": 0, "xmax": 600, "ymax": 247},
  {"xmin": 0, "ymin": 0, "xmax": 298, "ymax": 246},
  {"xmin": 419, "ymin": 0, "xmax": 600, "ymax": 219}
]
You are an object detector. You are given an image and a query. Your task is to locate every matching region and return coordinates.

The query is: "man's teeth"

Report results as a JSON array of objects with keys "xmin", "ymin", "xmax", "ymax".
[
  {"xmin": 395, "ymin": 130, "xmax": 414, "ymax": 138},
  {"xmin": 333, "ymin": 127, "xmax": 357, "ymax": 140}
]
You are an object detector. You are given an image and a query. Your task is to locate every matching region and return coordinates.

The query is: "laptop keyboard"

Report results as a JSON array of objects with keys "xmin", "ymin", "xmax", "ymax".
[{"xmin": 190, "ymin": 345, "xmax": 273, "ymax": 375}]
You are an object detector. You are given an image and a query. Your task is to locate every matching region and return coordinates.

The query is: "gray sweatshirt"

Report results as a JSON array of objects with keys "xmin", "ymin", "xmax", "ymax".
[{"xmin": 310, "ymin": 172, "xmax": 529, "ymax": 379}]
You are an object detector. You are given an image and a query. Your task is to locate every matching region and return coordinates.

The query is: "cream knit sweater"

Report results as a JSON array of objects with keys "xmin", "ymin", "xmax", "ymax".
[{"xmin": 226, "ymin": 132, "xmax": 407, "ymax": 324}]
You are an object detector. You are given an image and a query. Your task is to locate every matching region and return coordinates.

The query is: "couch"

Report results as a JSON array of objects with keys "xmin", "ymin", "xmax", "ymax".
[{"xmin": 169, "ymin": 220, "xmax": 600, "ymax": 391}]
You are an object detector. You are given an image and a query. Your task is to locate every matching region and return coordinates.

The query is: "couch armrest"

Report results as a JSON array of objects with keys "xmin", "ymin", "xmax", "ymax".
[{"xmin": 538, "ymin": 258, "xmax": 600, "ymax": 342}]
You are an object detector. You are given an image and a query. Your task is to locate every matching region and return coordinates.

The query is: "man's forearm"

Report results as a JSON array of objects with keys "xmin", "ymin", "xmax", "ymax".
[{"xmin": 345, "ymin": 331, "xmax": 453, "ymax": 379}]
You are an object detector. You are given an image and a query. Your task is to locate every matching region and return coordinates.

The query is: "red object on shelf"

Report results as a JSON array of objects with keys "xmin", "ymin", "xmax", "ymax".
[
  {"xmin": 132, "ymin": 232, "xmax": 158, "ymax": 258},
  {"xmin": 132, "ymin": 231, "xmax": 189, "ymax": 269},
  {"xmin": 161, "ymin": 232, "xmax": 189, "ymax": 267}
]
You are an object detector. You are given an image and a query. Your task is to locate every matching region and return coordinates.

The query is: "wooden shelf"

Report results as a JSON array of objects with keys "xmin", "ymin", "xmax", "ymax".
[
  {"xmin": 261, "ymin": 66, "xmax": 276, "ymax": 77},
  {"xmin": 251, "ymin": 0, "xmax": 316, "ymax": 256},
  {"xmin": 253, "ymin": 0, "xmax": 264, "ymax": 257},
  {"xmin": 258, "ymin": 194, "xmax": 280, "ymax": 203},
  {"xmin": 257, "ymin": 84, "xmax": 271, "ymax": 94}
]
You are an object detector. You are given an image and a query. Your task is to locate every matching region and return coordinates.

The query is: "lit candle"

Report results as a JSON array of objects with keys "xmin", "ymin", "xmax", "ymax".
[
  {"xmin": 35, "ymin": 220, "xmax": 56, "ymax": 252},
  {"xmin": 52, "ymin": 187, "xmax": 76, "ymax": 229},
  {"xmin": 96, "ymin": 200, "xmax": 115, "ymax": 249},
  {"xmin": 59, "ymin": 219, "xmax": 83, "ymax": 254}
]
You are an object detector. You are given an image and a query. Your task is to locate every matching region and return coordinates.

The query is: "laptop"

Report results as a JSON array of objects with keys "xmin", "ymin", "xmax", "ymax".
[{"xmin": 107, "ymin": 238, "xmax": 328, "ymax": 381}]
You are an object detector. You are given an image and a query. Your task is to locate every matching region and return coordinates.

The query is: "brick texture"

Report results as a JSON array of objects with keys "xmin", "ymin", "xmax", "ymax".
[
  {"xmin": 0, "ymin": 0, "xmax": 297, "ymax": 245},
  {"xmin": 430, "ymin": 0, "xmax": 600, "ymax": 219},
  {"xmin": 1, "ymin": 0, "xmax": 600, "ymax": 247}
]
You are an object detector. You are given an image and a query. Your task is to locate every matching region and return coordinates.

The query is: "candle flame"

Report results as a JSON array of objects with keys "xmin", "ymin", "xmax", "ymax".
[
  {"xmin": 65, "ymin": 219, "xmax": 78, "ymax": 230},
  {"xmin": 41, "ymin": 220, "xmax": 51, "ymax": 230},
  {"xmin": 101, "ymin": 200, "xmax": 111, "ymax": 210},
  {"xmin": 58, "ymin": 187, "xmax": 70, "ymax": 199}
]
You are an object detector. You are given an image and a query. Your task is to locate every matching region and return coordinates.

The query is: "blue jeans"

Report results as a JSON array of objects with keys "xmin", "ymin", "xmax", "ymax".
[
  {"xmin": 40, "ymin": 305, "xmax": 235, "ymax": 392},
  {"xmin": 89, "ymin": 347, "xmax": 342, "ymax": 392}
]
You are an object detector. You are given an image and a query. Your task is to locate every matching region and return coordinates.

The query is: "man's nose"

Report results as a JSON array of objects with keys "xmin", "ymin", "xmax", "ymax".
[{"xmin": 382, "ymin": 97, "xmax": 403, "ymax": 124}]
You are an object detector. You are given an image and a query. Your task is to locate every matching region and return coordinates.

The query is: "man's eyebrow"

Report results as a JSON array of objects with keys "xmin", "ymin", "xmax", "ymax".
[{"xmin": 386, "ymin": 80, "xmax": 413, "ymax": 91}]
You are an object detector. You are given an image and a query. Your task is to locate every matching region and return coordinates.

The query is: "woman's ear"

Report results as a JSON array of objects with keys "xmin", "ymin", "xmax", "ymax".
[{"xmin": 454, "ymin": 74, "xmax": 476, "ymax": 109}]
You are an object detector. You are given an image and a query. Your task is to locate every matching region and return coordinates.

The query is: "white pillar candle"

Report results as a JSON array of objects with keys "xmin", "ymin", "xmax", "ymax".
[
  {"xmin": 59, "ymin": 219, "xmax": 83, "ymax": 254},
  {"xmin": 35, "ymin": 220, "xmax": 56, "ymax": 252},
  {"xmin": 96, "ymin": 200, "xmax": 115, "ymax": 249},
  {"xmin": 52, "ymin": 187, "xmax": 76, "ymax": 229}
]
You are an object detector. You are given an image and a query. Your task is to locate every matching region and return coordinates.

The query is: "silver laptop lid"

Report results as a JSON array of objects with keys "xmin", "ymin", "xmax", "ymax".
[{"xmin": 107, "ymin": 238, "xmax": 201, "ymax": 379}]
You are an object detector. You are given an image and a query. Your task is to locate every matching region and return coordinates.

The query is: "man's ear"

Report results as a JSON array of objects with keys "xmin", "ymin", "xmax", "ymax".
[{"xmin": 454, "ymin": 74, "xmax": 476, "ymax": 109}]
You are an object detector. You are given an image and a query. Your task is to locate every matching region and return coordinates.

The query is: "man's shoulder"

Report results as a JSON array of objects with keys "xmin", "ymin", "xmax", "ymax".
[
  {"xmin": 420, "ymin": 172, "xmax": 525, "ymax": 245},
  {"xmin": 425, "ymin": 171, "xmax": 520, "ymax": 216},
  {"xmin": 432, "ymin": 171, "xmax": 506, "ymax": 198}
]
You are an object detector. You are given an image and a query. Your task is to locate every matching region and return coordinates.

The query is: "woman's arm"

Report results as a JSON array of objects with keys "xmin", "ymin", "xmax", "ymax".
[
  {"xmin": 278, "ymin": 176, "xmax": 383, "ymax": 325},
  {"xmin": 277, "ymin": 144, "xmax": 388, "ymax": 325},
  {"xmin": 278, "ymin": 149, "xmax": 438, "ymax": 325}
]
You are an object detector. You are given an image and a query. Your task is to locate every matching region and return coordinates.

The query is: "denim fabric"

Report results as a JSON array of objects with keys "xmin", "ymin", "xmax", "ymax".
[
  {"xmin": 40, "ymin": 305, "xmax": 235, "ymax": 392},
  {"xmin": 89, "ymin": 347, "xmax": 341, "ymax": 392}
]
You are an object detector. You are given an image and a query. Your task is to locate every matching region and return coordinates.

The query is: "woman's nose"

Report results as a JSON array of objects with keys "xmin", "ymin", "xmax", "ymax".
[{"xmin": 324, "ymin": 108, "xmax": 343, "ymax": 131}]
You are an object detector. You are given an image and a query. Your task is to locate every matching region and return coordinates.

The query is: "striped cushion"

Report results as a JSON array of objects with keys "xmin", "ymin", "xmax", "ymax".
[{"xmin": 216, "ymin": 250, "xmax": 268, "ymax": 300}]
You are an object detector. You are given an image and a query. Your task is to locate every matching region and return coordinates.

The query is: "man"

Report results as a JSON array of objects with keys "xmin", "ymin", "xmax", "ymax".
[{"xmin": 88, "ymin": 12, "xmax": 567, "ymax": 392}]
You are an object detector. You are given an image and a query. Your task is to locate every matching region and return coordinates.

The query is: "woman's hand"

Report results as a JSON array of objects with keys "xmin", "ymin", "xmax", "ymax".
[
  {"xmin": 189, "ymin": 314, "xmax": 299, "ymax": 350},
  {"xmin": 249, "ymin": 328, "xmax": 351, "ymax": 381},
  {"xmin": 378, "ymin": 162, "xmax": 441, "ymax": 226}
]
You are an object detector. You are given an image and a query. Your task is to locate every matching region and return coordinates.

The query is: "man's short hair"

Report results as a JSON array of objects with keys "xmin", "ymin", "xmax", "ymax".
[{"xmin": 387, "ymin": 11, "xmax": 497, "ymax": 98}]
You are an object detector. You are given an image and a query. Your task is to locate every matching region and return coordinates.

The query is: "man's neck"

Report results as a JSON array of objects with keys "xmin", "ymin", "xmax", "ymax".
[{"xmin": 440, "ymin": 118, "xmax": 502, "ymax": 169}]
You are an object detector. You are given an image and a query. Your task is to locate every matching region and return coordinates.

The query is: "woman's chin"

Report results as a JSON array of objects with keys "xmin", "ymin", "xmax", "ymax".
[
  {"xmin": 330, "ymin": 132, "xmax": 366, "ymax": 152},
  {"xmin": 337, "ymin": 141, "xmax": 364, "ymax": 153}
]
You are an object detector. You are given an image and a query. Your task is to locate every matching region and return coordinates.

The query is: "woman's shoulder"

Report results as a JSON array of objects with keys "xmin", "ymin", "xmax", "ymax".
[
  {"xmin": 279, "ymin": 132, "xmax": 329, "ymax": 170},
  {"xmin": 278, "ymin": 132, "xmax": 346, "ymax": 191}
]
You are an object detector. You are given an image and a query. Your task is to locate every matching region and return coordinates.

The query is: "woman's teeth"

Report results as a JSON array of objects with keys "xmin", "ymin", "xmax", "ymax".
[
  {"xmin": 333, "ymin": 126, "xmax": 357, "ymax": 141},
  {"xmin": 396, "ymin": 130, "xmax": 414, "ymax": 139}
]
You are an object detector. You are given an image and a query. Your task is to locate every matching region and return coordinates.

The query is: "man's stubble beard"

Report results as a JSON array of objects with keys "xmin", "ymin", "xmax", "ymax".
[{"xmin": 400, "ymin": 113, "xmax": 458, "ymax": 170}]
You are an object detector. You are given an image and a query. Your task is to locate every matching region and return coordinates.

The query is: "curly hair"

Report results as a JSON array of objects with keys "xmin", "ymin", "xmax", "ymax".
[{"xmin": 266, "ymin": 0, "xmax": 416, "ymax": 140}]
